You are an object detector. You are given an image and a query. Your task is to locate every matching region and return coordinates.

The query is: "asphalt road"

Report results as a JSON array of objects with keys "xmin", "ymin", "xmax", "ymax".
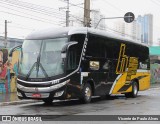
[{"xmin": 1, "ymin": 84, "xmax": 160, "ymax": 124}]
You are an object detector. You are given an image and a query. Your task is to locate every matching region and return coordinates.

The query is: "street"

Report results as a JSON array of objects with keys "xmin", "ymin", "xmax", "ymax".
[{"xmin": 0, "ymin": 84, "xmax": 160, "ymax": 124}]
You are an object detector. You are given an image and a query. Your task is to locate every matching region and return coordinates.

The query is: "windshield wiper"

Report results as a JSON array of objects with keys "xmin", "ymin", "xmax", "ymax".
[
  {"xmin": 25, "ymin": 61, "xmax": 49, "ymax": 80},
  {"xmin": 36, "ymin": 55, "xmax": 40, "ymax": 77},
  {"xmin": 39, "ymin": 62, "xmax": 49, "ymax": 79},
  {"xmin": 36, "ymin": 47, "xmax": 49, "ymax": 79},
  {"xmin": 25, "ymin": 62, "xmax": 37, "ymax": 80}
]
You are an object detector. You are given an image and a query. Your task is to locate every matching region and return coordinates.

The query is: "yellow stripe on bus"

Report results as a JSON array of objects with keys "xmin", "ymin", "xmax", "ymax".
[{"xmin": 111, "ymin": 72, "xmax": 150, "ymax": 94}]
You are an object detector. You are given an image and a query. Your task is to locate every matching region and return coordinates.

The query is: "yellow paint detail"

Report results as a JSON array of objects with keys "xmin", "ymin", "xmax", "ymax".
[
  {"xmin": 10, "ymin": 51, "xmax": 20, "ymax": 93},
  {"xmin": 112, "ymin": 72, "xmax": 150, "ymax": 94},
  {"xmin": 113, "ymin": 43, "xmax": 150, "ymax": 94},
  {"xmin": 10, "ymin": 76, "xmax": 17, "ymax": 92},
  {"xmin": 116, "ymin": 44, "xmax": 129, "ymax": 74}
]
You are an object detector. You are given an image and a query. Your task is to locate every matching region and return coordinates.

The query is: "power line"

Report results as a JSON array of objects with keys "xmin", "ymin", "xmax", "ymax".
[
  {"xmin": 103, "ymin": 0, "xmax": 125, "ymax": 13},
  {"xmin": 1, "ymin": 0, "xmax": 65, "ymax": 15},
  {"xmin": 0, "ymin": 4, "xmax": 64, "ymax": 23},
  {"xmin": 150, "ymin": 0, "xmax": 160, "ymax": 5},
  {"xmin": 0, "ymin": 0, "xmax": 84, "ymax": 26},
  {"xmin": 0, "ymin": 23, "xmax": 34, "ymax": 30},
  {"xmin": 0, "ymin": 0, "xmax": 84, "ymax": 27},
  {"xmin": 59, "ymin": 8, "xmax": 84, "ymax": 24},
  {"xmin": 59, "ymin": 0, "xmax": 90, "ymax": 12},
  {"xmin": 8, "ymin": 25, "xmax": 35, "ymax": 31},
  {"xmin": 0, "ymin": 19, "xmax": 36, "ymax": 30},
  {"xmin": 0, "ymin": 0, "xmax": 66, "ymax": 19},
  {"xmin": 4, "ymin": 0, "xmax": 84, "ymax": 26},
  {"xmin": 0, "ymin": 10, "xmax": 61, "ymax": 25}
]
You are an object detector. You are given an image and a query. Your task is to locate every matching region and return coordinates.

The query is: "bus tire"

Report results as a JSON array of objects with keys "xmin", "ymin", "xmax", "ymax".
[
  {"xmin": 106, "ymin": 95, "xmax": 111, "ymax": 99},
  {"xmin": 131, "ymin": 81, "xmax": 138, "ymax": 98},
  {"xmin": 43, "ymin": 98, "xmax": 53, "ymax": 104},
  {"xmin": 125, "ymin": 93, "xmax": 131, "ymax": 98},
  {"xmin": 125, "ymin": 81, "xmax": 138, "ymax": 98},
  {"xmin": 80, "ymin": 83, "xmax": 92, "ymax": 104}
]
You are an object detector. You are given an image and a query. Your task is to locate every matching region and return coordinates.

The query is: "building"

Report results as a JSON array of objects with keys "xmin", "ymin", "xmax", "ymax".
[
  {"xmin": 137, "ymin": 14, "xmax": 153, "ymax": 45},
  {"xmin": 114, "ymin": 21, "xmax": 125, "ymax": 37},
  {"xmin": 114, "ymin": 14, "xmax": 153, "ymax": 45},
  {"xmin": 0, "ymin": 36, "xmax": 23, "ymax": 48},
  {"xmin": 70, "ymin": 9, "xmax": 106, "ymax": 29},
  {"xmin": 125, "ymin": 20, "xmax": 141, "ymax": 43},
  {"xmin": 114, "ymin": 20, "xmax": 141, "ymax": 43},
  {"xmin": 90, "ymin": 10, "xmax": 106, "ymax": 30}
]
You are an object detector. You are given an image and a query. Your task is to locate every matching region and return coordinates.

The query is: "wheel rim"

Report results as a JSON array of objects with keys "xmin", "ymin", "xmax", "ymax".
[
  {"xmin": 85, "ymin": 87, "xmax": 91, "ymax": 100},
  {"xmin": 134, "ymin": 84, "xmax": 138, "ymax": 95}
]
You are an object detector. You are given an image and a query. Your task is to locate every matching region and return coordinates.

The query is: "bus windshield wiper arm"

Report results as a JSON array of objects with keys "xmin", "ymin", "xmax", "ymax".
[
  {"xmin": 36, "ymin": 53, "xmax": 49, "ymax": 79},
  {"xmin": 36, "ymin": 55, "xmax": 40, "ymax": 77},
  {"xmin": 25, "ymin": 62, "xmax": 37, "ymax": 80},
  {"xmin": 39, "ymin": 62, "xmax": 49, "ymax": 79}
]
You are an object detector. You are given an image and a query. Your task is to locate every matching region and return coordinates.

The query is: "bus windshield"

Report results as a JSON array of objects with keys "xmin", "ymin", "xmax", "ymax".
[{"xmin": 19, "ymin": 37, "xmax": 68, "ymax": 78}]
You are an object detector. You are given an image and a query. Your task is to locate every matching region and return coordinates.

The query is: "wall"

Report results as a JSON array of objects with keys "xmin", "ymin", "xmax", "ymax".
[
  {"xmin": 0, "ymin": 49, "xmax": 19, "ymax": 93},
  {"xmin": 150, "ymin": 63, "xmax": 160, "ymax": 83}
]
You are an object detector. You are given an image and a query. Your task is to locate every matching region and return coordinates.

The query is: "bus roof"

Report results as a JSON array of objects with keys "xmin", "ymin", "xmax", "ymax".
[{"xmin": 26, "ymin": 27, "xmax": 147, "ymax": 47}]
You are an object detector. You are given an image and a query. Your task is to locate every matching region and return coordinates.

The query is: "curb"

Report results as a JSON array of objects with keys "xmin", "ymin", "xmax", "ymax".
[
  {"xmin": 150, "ymin": 83, "xmax": 160, "ymax": 88},
  {"xmin": 0, "ymin": 100, "xmax": 41, "ymax": 106}
]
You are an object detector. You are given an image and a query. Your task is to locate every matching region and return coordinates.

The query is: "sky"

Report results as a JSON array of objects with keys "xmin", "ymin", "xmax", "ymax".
[{"xmin": 0, "ymin": 0, "xmax": 160, "ymax": 45}]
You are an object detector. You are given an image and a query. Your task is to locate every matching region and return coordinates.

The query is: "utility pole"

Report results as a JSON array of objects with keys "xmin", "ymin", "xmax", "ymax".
[
  {"xmin": 4, "ymin": 20, "xmax": 7, "ymax": 48},
  {"xmin": 84, "ymin": 0, "xmax": 90, "ymax": 27},
  {"xmin": 66, "ymin": 0, "xmax": 69, "ymax": 27},
  {"xmin": 59, "ymin": 0, "xmax": 70, "ymax": 27}
]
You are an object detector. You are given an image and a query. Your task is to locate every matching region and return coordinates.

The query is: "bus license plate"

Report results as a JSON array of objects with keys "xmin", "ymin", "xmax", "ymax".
[{"xmin": 32, "ymin": 93, "xmax": 41, "ymax": 98}]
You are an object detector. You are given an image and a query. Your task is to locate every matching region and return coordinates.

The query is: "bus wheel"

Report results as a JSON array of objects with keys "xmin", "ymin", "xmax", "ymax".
[
  {"xmin": 131, "ymin": 81, "xmax": 138, "ymax": 98},
  {"xmin": 43, "ymin": 98, "xmax": 53, "ymax": 104},
  {"xmin": 125, "ymin": 81, "xmax": 138, "ymax": 98},
  {"xmin": 80, "ymin": 83, "xmax": 92, "ymax": 104}
]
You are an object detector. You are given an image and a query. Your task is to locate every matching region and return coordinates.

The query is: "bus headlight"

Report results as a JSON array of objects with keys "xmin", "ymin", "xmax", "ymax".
[{"xmin": 54, "ymin": 90, "xmax": 64, "ymax": 97}]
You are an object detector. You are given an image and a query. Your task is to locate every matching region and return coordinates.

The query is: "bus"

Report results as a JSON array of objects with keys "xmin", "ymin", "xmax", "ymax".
[{"xmin": 9, "ymin": 27, "xmax": 150, "ymax": 104}]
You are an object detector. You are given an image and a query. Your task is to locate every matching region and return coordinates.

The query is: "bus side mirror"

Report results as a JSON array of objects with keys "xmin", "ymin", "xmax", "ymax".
[
  {"xmin": 61, "ymin": 52, "xmax": 66, "ymax": 59},
  {"xmin": 61, "ymin": 41, "xmax": 78, "ymax": 59},
  {"xmin": 9, "ymin": 45, "xmax": 22, "ymax": 57}
]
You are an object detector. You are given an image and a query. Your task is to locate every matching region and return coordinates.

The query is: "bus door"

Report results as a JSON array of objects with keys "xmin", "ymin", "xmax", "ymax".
[{"xmin": 85, "ymin": 36, "xmax": 110, "ymax": 96}]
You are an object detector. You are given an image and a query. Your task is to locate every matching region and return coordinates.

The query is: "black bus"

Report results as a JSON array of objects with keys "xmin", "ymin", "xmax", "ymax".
[{"xmin": 10, "ymin": 27, "xmax": 150, "ymax": 104}]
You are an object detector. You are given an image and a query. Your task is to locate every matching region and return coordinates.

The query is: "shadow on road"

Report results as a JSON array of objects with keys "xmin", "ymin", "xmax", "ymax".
[{"xmin": 23, "ymin": 94, "xmax": 132, "ymax": 108}]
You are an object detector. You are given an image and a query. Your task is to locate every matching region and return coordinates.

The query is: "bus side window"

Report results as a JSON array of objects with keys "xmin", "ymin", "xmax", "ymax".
[
  {"xmin": 67, "ymin": 46, "xmax": 78, "ymax": 70},
  {"xmin": 86, "ymin": 35, "xmax": 105, "ymax": 58}
]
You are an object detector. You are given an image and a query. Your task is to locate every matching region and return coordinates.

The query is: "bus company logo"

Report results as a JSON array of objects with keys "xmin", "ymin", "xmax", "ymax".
[
  {"xmin": 89, "ymin": 61, "xmax": 100, "ymax": 70},
  {"xmin": 52, "ymin": 80, "xmax": 60, "ymax": 85},
  {"xmin": 2, "ymin": 116, "xmax": 12, "ymax": 121},
  {"xmin": 116, "ymin": 43, "xmax": 138, "ymax": 81}
]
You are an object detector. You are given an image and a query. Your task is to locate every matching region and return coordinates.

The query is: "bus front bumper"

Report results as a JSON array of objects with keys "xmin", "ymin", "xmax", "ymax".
[{"xmin": 17, "ymin": 80, "xmax": 70, "ymax": 99}]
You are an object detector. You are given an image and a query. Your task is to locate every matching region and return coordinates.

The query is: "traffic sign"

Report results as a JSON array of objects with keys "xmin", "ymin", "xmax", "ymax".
[{"xmin": 124, "ymin": 12, "xmax": 135, "ymax": 23}]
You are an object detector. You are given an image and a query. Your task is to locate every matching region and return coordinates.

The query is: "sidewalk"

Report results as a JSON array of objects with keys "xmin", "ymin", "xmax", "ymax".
[
  {"xmin": 0, "ymin": 83, "xmax": 160, "ymax": 106},
  {"xmin": 0, "ymin": 92, "xmax": 39, "ymax": 106},
  {"xmin": 150, "ymin": 82, "xmax": 160, "ymax": 88}
]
